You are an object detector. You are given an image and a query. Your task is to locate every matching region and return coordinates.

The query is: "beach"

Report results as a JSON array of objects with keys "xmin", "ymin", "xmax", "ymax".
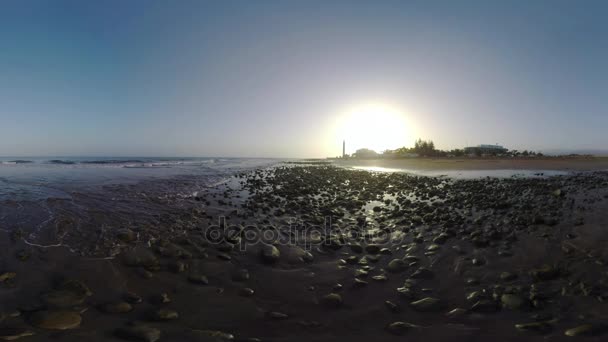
[
  {"xmin": 1, "ymin": 160, "xmax": 608, "ymax": 341},
  {"xmin": 335, "ymin": 157, "xmax": 608, "ymax": 172}
]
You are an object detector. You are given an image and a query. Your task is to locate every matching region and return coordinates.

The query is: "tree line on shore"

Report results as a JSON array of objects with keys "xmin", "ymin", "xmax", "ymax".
[{"xmin": 349, "ymin": 139, "xmax": 545, "ymax": 159}]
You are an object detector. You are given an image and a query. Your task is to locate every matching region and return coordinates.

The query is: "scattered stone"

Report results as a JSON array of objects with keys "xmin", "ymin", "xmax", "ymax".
[
  {"xmin": 411, "ymin": 268, "xmax": 434, "ymax": 279},
  {"xmin": 116, "ymin": 228, "xmax": 137, "ymax": 243},
  {"xmin": 386, "ymin": 321, "xmax": 419, "ymax": 335},
  {"xmin": 321, "ymin": 293, "xmax": 342, "ymax": 308},
  {"xmin": 384, "ymin": 300, "xmax": 400, "ymax": 313},
  {"xmin": 0, "ymin": 272, "xmax": 16, "ymax": 283},
  {"xmin": 564, "ymin": 324, "xmax": 608, "ymax": 337},
  {"xmin": 501, "ymin": 294, "xmax": 527, "ymax": 310},
  {"xmin": 530, "ymin": 265, "xmax": 559, "ymax": 281},
  {"xmin": 187, "ymin": 274, "xmax": 209, "ymax": 285},
  {"xmin": 232, "ymin": 269, "xmax": 250, "ymax": 282},
  {"xmin": 471, "ymin": 299, "xmax": 499, "ymax": 313},
  {"xmin": 500, "ymin": 272, "xmax": 517, "ymax": 281},
  {"xmin": 267, "ymin": 311, "xmax": 289, "ymax": 320},
  {"xmin": 239, "ymin": 288, "xmax": 255, "ymax": 297},
  {"xmin": 115, "ymin": 325, "xmax": 161, "ymax": 342},
  {"xmin": 151, "ymin": 308, "xmax": 178, "ymax": 321},
  {"xmin": 100, "ymin": 302, "xmax": 133, "ymax": 314},
  {"xmin": 0, "ymin": 327, "xmax": 35, "ymax": 340},
  {"xmin": 40, "ymin": 290, "xmax": 87, "ymax": 308},
  {"xmin": 260, "ymin": 244, "xmax": 280, "ymax": 264},
  {"xmin": 446, "ymin": 308, "xmax": 467, "ymax": 317},
  {"xmin": 29, "ymin": 310, "xmax": 82, "ymax": 330},
  {"xmin": 386, "ymin": 259, "xmax": 407, "ymax": 273},
  {"xmin": 123, "ymin": 247, "xmax": 159, "ymax": 267},
  {"xmin": 410, "ymin": 297, "xmax": 443, "ymax": 312},
  {"xmin": 124, "ymin": 292, "xmax": 143, "ymax": 304}
]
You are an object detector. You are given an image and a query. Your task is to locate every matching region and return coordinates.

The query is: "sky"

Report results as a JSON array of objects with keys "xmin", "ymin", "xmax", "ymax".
[{"xmin": 0, "ymin": 0, "xmax": 607, "ymax": 158}]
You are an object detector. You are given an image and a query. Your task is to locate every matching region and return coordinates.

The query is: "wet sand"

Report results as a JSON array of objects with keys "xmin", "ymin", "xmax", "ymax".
[
  {"xmin": 2, "ymin": 164, "xmax": 608, "ymax": 341},
  {"xmin": 335, "ymin": 157, "xmax": 608, "ymax": 171}
]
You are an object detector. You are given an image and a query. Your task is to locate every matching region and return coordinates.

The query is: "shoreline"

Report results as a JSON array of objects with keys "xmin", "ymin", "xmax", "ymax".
[
  {"xmin": 333, "ymin": 157, "xmax": 608, "ymax": 171},
  {"xmin": 1, "ymin": 164, "xmax": 608, "ymax": 341}
]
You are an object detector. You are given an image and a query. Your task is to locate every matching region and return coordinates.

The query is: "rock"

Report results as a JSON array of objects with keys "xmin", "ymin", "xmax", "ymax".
[
  {"xmin": 471, "ymin": 299, "xmax": 499, "ymax": 313},
  {"xmin": 59, "ymin": 279, "xmax": 92, "ymax": 297},
  {"xmin": 384, "ymin": 300, "xmax": 400, "ymax": 313},
  {"xmin": 187, "ymin": 274, "xmax": 209, "ymax": 285},
  {"xmin": 40, "ymin": 290, "xmax": 86, "ymax": 308},
  {"xmin": 151, "ymin": 308, "xmax": 178, "ymax": 321},
  {"xmin": 530, "ymin": 265, "xmax": 559, "ymax": 281},
  {"xmin": 239, "ymin": 288, "xmax": 255, "ymax": 297},
  {"xmin": 386, "ymin": 259, "xmax": 407, "ymax": 273},
  {"xmin": 116, "ymin": 228, "xmax": 137, "ymax": 243},
  {"xmin": 501, "ymin": 294, "xmax": 527, "ymax": 310},
  {"xmin": 123, "ymin": 247, "xmax": 159, "ymax": 267},
  {"xmin": 446, "ymin": 308, "xmax": 467, "ymax": 317},
  {"xmin": 151, "ymin": 293, "xmax": 171, "ymax": 304},
  {"xmin": 0, "ymin": 327, "xmax": 34, "ymax": 341},
  {"xmin": 321, "ymin": 293, "xmax": 342, "ymax": 308},
  {"xmin": 29, "ymin": 310, "xmax": 82, "ymax": 330},
  {"xmin": 365, "ymin": 244, "xmax": 381, "ymax": 254},
  {"xmin": 232, "ymin": 269, "xmax": 250, "ymax": 282},
  {"xmin": 0, "ymin": 272, "xmax": 16, "ymax": 283},
  {"xmin": 188, "ymin": 330, "xmax": 235, "ymax": 341},
  {"xmin": 115, "ymin": 325, "xmax": 161, "ymax": 342},
  {"xmin": 259, "ymin": 244, "xmax": 280, "ymax": 264},
  {"xmin": 564, "ymin": 324, "xmax": 607, "ymax": 337},
  {"xmin": 410, "ymin": 297, "xmax": 443, "ymax": 312},
  {"xmin": 411, "ymin": 268, "xmax": 434, "ymax": 279},
  {"xmin": 124, "ymin": 292, "xmax": 143, "ymax": 304},
  {"xmin": 472, "ymin": 257, "xmax": 485, "ymax": 266},
  {"xmin": 169, "ymin": 260, "xmax": 187, "ymax": 273},
  {"xmin": 100, "ymin": 302, "xmax": 133, "ymax": 314},
  {"xmin": 349, "ymin": 244, "xmax": 363, "ymax": 253},
  {"xmin": 386, "ymin": 321, "xmax": 419, "ymax": 335},
  {"xmin": 0, "ymin": 327, "xmax": 35, "ymax": 340},
  {"xmin": 500, "ymin": 272, "xmax": 517, "ymax": 281},
  {"xmin": 267, "ymin": 311, "xmax": 288, "ymax": 320},
  {"xmin": 515, "ymin": 321, "xmax": 553, "ymax": 333}
]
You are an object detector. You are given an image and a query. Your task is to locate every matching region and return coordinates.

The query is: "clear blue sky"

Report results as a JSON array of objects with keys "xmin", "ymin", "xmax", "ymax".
[{"xmin": 1, "ymin": 0, "xmax": 606, "ymax": 157}]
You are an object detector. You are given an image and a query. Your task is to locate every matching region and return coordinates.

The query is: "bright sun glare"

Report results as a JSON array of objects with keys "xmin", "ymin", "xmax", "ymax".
[{"xmin": 337, "ymin": 103, "xmax": 413, "ymax": 154}]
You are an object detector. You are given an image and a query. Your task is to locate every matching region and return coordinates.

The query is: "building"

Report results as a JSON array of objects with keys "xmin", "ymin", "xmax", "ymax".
[
  {"xmin": 342, "ymin": 140, "xmax": 346, "ymax": 158},
  {"xmin": 464, "ymin": 144, "xmax": 508, "ymax": 155}
]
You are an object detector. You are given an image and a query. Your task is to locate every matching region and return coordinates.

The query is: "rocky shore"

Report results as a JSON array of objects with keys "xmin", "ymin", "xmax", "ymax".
[{"xmin": 2, "ymin": 164, "xmax": 608, "ymax": 341}]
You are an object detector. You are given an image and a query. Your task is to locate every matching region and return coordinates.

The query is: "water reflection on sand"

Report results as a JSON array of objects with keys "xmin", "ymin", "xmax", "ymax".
[{"xmin": 351, "ymin": 166, "xmax": 571, "ymax": 179}]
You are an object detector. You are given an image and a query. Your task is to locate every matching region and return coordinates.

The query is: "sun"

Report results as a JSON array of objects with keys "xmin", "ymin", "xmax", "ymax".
[{"xmin": 336, "ymin": 103, "xmax": 413, "ymax": 154}]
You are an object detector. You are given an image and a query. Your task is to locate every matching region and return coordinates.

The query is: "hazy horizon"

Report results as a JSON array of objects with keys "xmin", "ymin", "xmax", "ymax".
[{"xmin": 1, "ymin": 0, "xmax": 607, "ymax": 158}]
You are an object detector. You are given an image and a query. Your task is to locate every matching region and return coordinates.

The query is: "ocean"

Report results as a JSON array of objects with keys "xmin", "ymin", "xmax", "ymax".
[{"xmin": 0, "ymin": 157, "xmax": 279, "ymax": 252}]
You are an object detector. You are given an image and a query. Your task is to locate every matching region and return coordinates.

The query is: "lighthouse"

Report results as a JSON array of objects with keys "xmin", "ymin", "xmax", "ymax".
[{"xmin": 342, "ymin": 140, "xmax": 346, "ymax": 158}]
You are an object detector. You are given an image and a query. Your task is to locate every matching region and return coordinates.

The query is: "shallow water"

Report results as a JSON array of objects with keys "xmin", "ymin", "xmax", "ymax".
[
  {"xmin": 0, "ymin": 157, "xmax": 278, "ymax": 200},
  {"xmin": 350, "ymin": 165, "xmax": 571, "ymax": 179},
  {"xmin": 0, "ymin": 157, "xmax": 280, "ymax": 249}
]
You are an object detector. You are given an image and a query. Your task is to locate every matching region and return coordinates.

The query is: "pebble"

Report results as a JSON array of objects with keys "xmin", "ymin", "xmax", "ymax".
[
  {"xmin": 239, "ymin": 288, "xmax": 255, "ymax": 297},
  {"xmin": 115, "ymin": 325, "xmax": 161, "ymax": 342},
  {"xmin": 29, "ymin": 310, "xmax": 82, "ymax": 330},
  {"xmin": 0, "ymin": 327, "xmax": 35, "ymax": 340},
  {"xmin": 321, "ymin": 293, "xmax": 343, "ymax": 308},
  {"xmin": 100, "ymin": 302, "xmax": 133, "ymax": 314},
  {"xmin": 386, "ymin": 321, "xmax": 419, "ymax": 335},
  {"xmin": 260, "ymin": 244, "xmax": 280, "ymax": 264},
  {"xmin": 187, "ymin": 274, "xmax": 209, "ymax": 285},
  {"xmin": 410, "ymin": 297, "xmax": 443, "ymax": 312},
  {"xmin": 386, "ymin": 259, "xmax": 407, "ymax": 273},
  {"xmin": 151, "ymin": 308, "xmax": 179, "ymax": 321}
]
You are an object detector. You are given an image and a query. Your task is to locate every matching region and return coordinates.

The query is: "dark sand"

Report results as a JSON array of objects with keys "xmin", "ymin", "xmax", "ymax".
[{"xmin": 2, "ymin": 164, "xmax": 608, "ymax": 341}]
